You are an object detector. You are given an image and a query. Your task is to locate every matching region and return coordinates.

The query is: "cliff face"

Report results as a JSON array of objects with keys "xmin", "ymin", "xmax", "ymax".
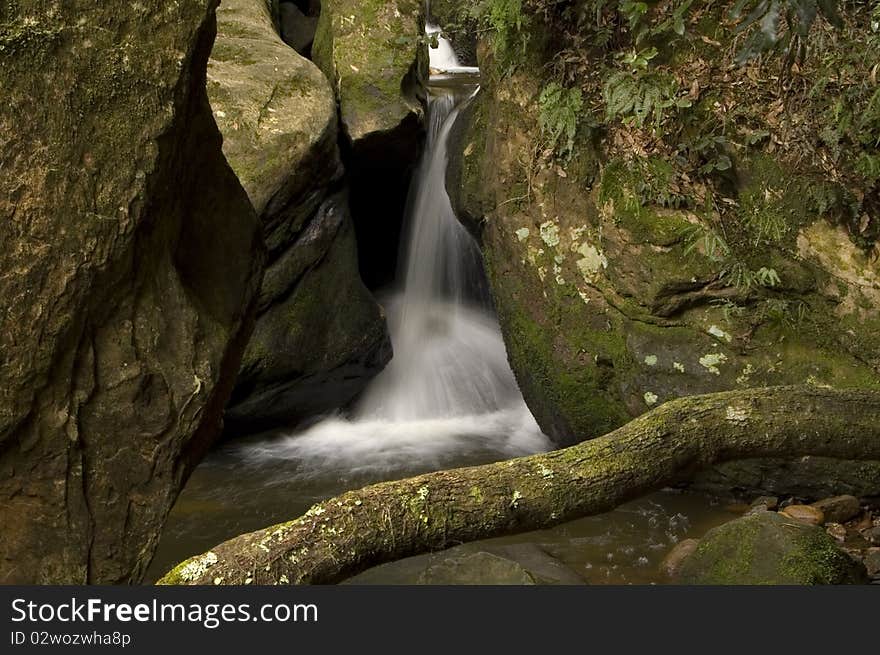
[
  {"xmin": 207, "ymin": 0, "xmax": 391, "ymax": 431},
  {"xmin": 445, "ymin": 3, "xmax": 880, "ymax": 494},
  {"xmin": 0, "ymin": 0, "xmax": 263, "ymax": 583}
]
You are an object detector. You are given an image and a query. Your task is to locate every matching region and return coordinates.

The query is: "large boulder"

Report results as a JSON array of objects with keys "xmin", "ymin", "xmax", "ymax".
[
  {"xmin": 207, "ymin": 0, "xmax": 391, "ymax": 429},
  {"xmin": 676, "ymin": 511, "xmax": 867, "ymax": 585},
  {"xmin": 446, "ymin": 8, "xmax": 880, "ymax": 496},
  {"xmin": 312, "ymin": 0, "xmax": 428, "ymax": 288},
  {"xmin": 0, "ymin": 1, "xmax": 263, "ymax": 583}
]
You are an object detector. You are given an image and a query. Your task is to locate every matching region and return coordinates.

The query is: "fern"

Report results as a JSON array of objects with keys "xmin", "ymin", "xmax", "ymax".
[
  {"xmin": 538, "ymin": 83, "xmax": 583, "ymax": 159},
  {"xmin": 603, "ymin": 48, "xmax": 689, "ymax": 130}
]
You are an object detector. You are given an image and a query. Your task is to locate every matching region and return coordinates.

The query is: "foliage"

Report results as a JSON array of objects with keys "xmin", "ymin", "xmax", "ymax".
[
  {"xmin": 538, "ymin": 82, "xmax": 583, "ymax": 159},
  {"xmin": 729, "ymin": 0, "xmax": 843, "ymax": 65},
  {"xmin": 602, "ymin": 48, "xmax": 690, "ymax": 130},
  {"xmin": 463, "ymin": 0, "xmax": 531, "ymax": 72}
]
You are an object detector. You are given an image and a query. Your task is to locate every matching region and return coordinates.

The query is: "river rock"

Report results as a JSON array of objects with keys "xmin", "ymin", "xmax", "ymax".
[
  {"xmin": 313, "ymin": 0, "xmax": 428, "ymax": 288},
  {"xmin": 811, "ymin": 495, "xmax": 862, "ymax": 524},
  {"xmin": 208, "ymin": 0, "xmax": 391, "ymax": 429},
  {"xmin": 677, "ymin": 511, "xmax": 867, "ymax": 584},
  {"xmin": 445, "ymin": 4, "xmax": 880, "ymax": 504},
  {"xmin": 345, "ymin": 542, "xmax": 585, "ymax": 585},
  {"xmin": 781, "ymin": 505, "xmax": 825, "ymax": 526},
  {"xmin": 660, "ymin": 539, "xmax": 700, "ymax": 578},
  {"xmin": 865, "ymin": 548, "xmax": 880, "ymax": 577},
  {"xmin": 0, "ymin": 0, "xmax": 263, "ymax": 582},
  {"xmin": 751, "ymin": 496, "xmax": 779, "ymax": 511},
  {"xmin": 418, "ymin": 552, "xmax": 538, "ymax": 585},
  {"xmin": 825, "ymin": 523, "xmax": 848, "ymax": 542}
]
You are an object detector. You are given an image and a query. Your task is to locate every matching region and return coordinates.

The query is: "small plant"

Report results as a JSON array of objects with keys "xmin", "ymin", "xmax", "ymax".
[
  {"xmin": 603, "ymin": 48, "xmax": 690, "ymax": 130},
  {"xmin": 538, "ymin": 82, "xmax": 583, "ymax": 159},
  {"xmin": 683, "ymin": 224, "xmax": 731, "ymax": 263}
]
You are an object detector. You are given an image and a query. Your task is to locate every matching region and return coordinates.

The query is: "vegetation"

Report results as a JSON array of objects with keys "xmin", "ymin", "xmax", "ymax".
[{"xmin": 449, "ymin": 0, "xmax": 879, "ymax": 305}]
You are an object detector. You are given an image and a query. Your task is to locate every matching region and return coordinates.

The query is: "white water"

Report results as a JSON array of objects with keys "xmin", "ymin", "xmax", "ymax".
[{"xmin": 239, "ymin": 38, "xmax": 551, "ymax": 474}]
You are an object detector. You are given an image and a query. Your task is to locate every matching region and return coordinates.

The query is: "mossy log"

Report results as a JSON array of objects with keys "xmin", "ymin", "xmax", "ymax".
[{"xmin": 158, "ymin": 386, "xmax": 880, "ymax": 585}]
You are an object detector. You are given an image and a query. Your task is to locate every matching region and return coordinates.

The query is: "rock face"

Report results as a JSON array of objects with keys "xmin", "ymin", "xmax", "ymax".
[
  {"xmin": 313, "ymin": 0, "xmax": 427, "ymax": 288},
  {"xmin": 0, "ymin": 1, "xmax": 263, "ymax": 583},
  {"xmin": 676, "ymin": 511, "xmax": 867, "ymax": 584},
  {"xmin": 278, "ymin": 1, "xmax": 318, "ymax": 55},
  {"xmin": 445, "ymin": 8, "xmax": 880, "ymax": 496},
  {"xmin": 207, "ymin": 0, "xmax": 391, "ymax": 430}
]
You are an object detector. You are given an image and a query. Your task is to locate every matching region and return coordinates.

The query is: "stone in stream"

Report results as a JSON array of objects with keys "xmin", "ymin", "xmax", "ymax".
[
  {"xmin": 780, "ymin": 504, "xmax": 825, "ymax": 526},
  {"xmin": 751, "ymin": 496, "xmax": 779, "ymax": 511},
  {"xmin": 676, "ymin": 511, "xmax": 868, "ymax": 585},
  {"xmin": 418, "ymin": 552, "xmax": 539, "ymax": 585},
  {"xmin": 825, "ymin": 523, "xmax": 848, "ymax": 543},
  {"xmin": 345, "ymin": 543, "xmax": 586, "ymax": 585},
  {"xmin": 660, "ymin": 539, "xmax": 700, "ymax": 578},
  {"xmin": 865, "ymin": 548, "xmax": 880, "ymax": 578},
  {"xmin": 208, "ymin": 0, "xmax": 391, "ymax": 430},
  {"xmin": 864, "ymin": 526, "xmax": 880, "ymax": 546},
  {"xmin": 0, "ymin": 0, "xmax": 263, "ymax": 582},
  {"xmin": 811, "ymin": 495, "xmax": 862, "ymax": 524}
]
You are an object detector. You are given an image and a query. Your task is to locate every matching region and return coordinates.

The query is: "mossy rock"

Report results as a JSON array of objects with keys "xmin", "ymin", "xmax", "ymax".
[
  {"xmin": 226, "ymin": 192, "xmax": 392, "ymax": 429},
  {"xmin": 0, "ymin": 0, "xmax": 263, "ymax": 582},
  {"xmin": 312, "ymin": 0, "xmax": 427, "ymax": 145},
  {"xmin": 208, "ymin": 0, "xmax": 341, "ymax": 254},
  {"xmin": 210, "ymin": 0, "xmax": 392, "ymax": 429},
  {"xmin": 677, "ymin": 511, "xmax": 867, "ymax": 585}
]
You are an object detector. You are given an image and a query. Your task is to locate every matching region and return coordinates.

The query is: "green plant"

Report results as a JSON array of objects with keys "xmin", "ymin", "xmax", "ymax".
[
  {"xmin": 730, "ymin": 0, "xmax": 843, "ymax": 65},
  {"xmin": 538, "ymin": 82, "xmax": 583, "ymax": 159},
  {"xmin": 603, "ymin": 48, "xmax": 690, "ymax": 130},
  {"xmin": 465, "ymin": 0, "xmax": 530, "ymax": 73}
]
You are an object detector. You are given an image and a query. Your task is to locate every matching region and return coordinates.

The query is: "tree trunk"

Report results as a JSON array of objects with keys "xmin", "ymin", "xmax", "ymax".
[{"xmin": 157, "ymin": 386, "xmax": 880, "ymax": 585}]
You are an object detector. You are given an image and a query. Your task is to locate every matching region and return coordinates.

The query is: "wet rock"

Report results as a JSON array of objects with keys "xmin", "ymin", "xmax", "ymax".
[
  {"xmin": 227, "ymin": 193, "xmax": 392, "ymax": 428},
  {"xmin": 751, "ymin": 496, "xmax": 779, "ymax": 511},
  {"xmin": 781, "ymin": 505, "xmax": 825, "ymax": 526},
  {"xmin": 811, "ymin": 495, "xmax": 862, "ymax": 525},
  {"xmin": 688, "ymin": 458, "xmax": 880, "ymax": 504},
  {"xmin": 345, "ymin": 542, "xmax": 586, "ymax": 585},
  {"xmin": 677, "ymin": 511, "xmax": 868, "ymax": 585},
  {"xmin": 418, "ymin": 552, "xmax": 537, "ymax": 585},
  {"xmin": 825, "ymin": 523, "xmax": 847, "ymax": 543},
  {"xmin": 209, "ymin": 0, "xmax": 391, "ymax": 429},
  {"xmin": 864, "ymin": 526, "xmax": 880, "ymax": 546},
  {"xmin": 865, "ymin": 548, "xmax": 880, "ymax": 577},
  {"xmin": 0, "ymin": 0, "xmax": 263, "ymax": 582},
  {"xmin": 660, "ymin": 539, "xmax": 700, "ymax": 578}
]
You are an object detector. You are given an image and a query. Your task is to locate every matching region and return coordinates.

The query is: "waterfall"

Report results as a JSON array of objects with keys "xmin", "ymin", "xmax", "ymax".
[{"xmin": 238, "ymin": 28, "xmax": 551, "ymax": 476}]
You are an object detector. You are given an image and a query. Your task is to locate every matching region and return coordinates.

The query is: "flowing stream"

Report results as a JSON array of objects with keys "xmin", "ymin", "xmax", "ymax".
[{"xmin": 146, "ymin": 29, "xmax": 736, "ymax": 584}]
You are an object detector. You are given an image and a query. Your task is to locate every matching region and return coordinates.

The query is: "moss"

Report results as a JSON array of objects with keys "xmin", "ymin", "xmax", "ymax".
[
  {"xmin": 678, "ymin": 511, "xmax": 866, "ymax": 585},
  {"xmin": 312, "ymin": 0, "xmax": 426, "ymax": 141},
  {"xmin": 780, "ymin": 530, "xmax": 864, "ymax": 585}
]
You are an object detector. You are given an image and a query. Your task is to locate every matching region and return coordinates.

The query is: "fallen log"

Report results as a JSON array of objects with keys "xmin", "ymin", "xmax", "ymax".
[{"xmin": 158, "ymin": 386, "xmax": 880, "ymax": 585}]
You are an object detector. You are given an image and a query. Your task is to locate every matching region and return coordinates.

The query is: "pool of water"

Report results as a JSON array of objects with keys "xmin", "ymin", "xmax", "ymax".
[{"xmin": 146, "ymin": 430, "xmax": 739, "ymax": 584}]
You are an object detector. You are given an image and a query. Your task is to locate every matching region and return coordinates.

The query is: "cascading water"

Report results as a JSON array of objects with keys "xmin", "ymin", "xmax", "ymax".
[{"xmin": 239, "ymin": 28, "xmax": 551, "ymax": 476}]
